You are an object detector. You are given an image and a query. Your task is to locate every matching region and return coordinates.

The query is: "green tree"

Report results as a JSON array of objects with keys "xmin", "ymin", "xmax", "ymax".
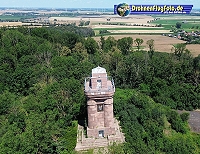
[
  {"xmin": 72, "ymin": 42, "xmax": 88, "ymax": 61},
  {"xmin": 176, "ymin": 22, "xmax": 182, "ymax": 29},
  {"xmin": 36, "ymin": 41, "xmax": 54, "ymax": 84},
  {"xmin": 0, "ymin": 91, "xmax": 16, "ymax": 115},
  {"xmin": 51, "ymin": 56, "xmax": 78, "ymax": 81},
  {"xmin": 146, "ymin": 39, "xmax": 155, "ymax": 58},
  {"xmin": 84, "ymin": 37, "xmax": 98, "ymax": 54},
  {"xmin": 117, "ymin": 37, "xmax": 133, "ymax": 55},
  {"xmin": 105, "ymin": 46, "xmax": 122, "ymax": 78},
  {"xmin": 84, "ymin": 21, "xmax": 90, "ymax": 26},
  {"xmin": 79, "ymin": 21, "xmax": 84, "ymax": 26},
  {"xmin": 134, "ymin": 38, "xmax": 144, "ymax": 51},
  {"xmin": 172, "ymin": 43, "xmax": 186, "ymax": 60},
  {"xmin": 108, "ymin": 142, "xmax": 125, "ymax": 154},
  {"xmin": 103, "ymin": 36, "xmax": 117, "ymax": 52},
  {"xmin": 60, "ymin": 46, "xmax": 71, "ymax": 56},
  {"xmin": 100, "ymin": 35, "xmax": 105, "ymax": 50},
  {"xmin": 193, "ymin": 54, "xmax": 200, "ymax": 73},
  {"xmin": 180, "ymin": 112, "xmax": 190, "ymax": 122}
]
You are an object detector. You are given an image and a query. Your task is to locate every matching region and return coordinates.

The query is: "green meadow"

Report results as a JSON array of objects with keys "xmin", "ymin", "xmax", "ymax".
[
  {"xmin": 0, "ymin": 15, "xmax": 35, "ymax": 20},
  {"xmin": 150, "ymin": 16, "xmax": 200, "ymax": 31}
]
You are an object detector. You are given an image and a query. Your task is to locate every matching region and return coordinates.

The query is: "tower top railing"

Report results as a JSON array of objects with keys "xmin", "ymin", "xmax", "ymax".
[{"xmin": 84, "ymin": 76, "xmax": 115, "ymax": 93}]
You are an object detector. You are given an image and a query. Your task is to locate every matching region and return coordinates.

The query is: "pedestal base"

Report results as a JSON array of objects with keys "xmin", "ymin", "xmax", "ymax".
[{"xmin": 87, "ymin": 127, "xmax": 115, "ymax": 138}]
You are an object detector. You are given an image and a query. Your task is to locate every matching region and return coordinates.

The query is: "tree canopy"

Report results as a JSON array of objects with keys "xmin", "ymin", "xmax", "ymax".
[{"xmin": 0, "ymin": 25, "xmax": 200, "ymax": 153}]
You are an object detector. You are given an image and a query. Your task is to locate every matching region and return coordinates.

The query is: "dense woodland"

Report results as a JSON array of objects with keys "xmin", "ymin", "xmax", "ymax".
[{"xmin": 0, "ymin": 24, "xmax": 200, "ymax": 153}]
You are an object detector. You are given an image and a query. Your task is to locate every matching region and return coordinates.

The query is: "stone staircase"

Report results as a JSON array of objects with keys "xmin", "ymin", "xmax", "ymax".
[
  {"xmin": 93, "ymin": 138, "xmax": 108, "ymax": 147},
  {"xmin": 75, "ymin": 138, "xmax": 108, "ymax": 151},
  {"xmin": 75, "ymin": 118, "xmax": 125, "ymax": 151}
]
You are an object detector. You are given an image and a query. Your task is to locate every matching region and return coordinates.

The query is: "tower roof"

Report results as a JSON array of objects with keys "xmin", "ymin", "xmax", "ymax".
[{"xmin": 92, "ymin": 66, "xmax": 106, "ymax": 74}]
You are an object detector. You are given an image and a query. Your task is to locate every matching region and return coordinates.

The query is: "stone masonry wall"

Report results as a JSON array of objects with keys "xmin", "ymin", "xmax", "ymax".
[
  {"xmin": 104, "ymin": 98, "xmax": 114, "ymax": 128},
  {"xmin": 87, "ymin": 99, "xmax": 105, "ymax": 129}
]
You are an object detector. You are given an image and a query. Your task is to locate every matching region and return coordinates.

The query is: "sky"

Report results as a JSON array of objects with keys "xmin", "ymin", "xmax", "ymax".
[{"xmin": 0, "ymin": 0, "xmax": 199, "ymax": 9}]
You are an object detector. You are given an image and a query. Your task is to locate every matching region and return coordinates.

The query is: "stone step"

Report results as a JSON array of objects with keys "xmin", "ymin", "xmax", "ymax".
[
  {"xmin": 79, "ymin": 142, "xmax": 108, "ymax": 149},
  {"xmin": 93, "ymin": 144, "xmax": 108, "ymax": 147},
  {"xmin": 94, "ymin": 141, "xmax": 108, "ymax": 144},
  {"xmin": 94, "ymin": 139, "xmax": 107, "ymax": 142},
  {"xmin": 75, "ymin": 146, "xmax": 91, "ymax": 151},
  {"xmin": 75, "ymin": 144, "xmax": 107, "ymax": 151},
  {"xmin": 93, "ymin": 143, "xmax": 108, "ymax": 147}
]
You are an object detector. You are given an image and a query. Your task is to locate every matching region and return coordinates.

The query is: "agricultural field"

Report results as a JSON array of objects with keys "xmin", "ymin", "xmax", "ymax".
[
  {"xmin": 87, "ymin": 14, "xmax": 200, "ymax": 57},
  {"xmin": 102, "ymin": 30, "xmax": 171, "ymax": 34},
  {"xmin": 50, "ymin": 14, "xmax": 200, "ymax": 57},
  {"xmin": 49, "ymin": 14, "xmax": 200, "ymax": 35},
  {"xmin": 150, "ymin": 15, "xmax": 200, "ymax": 31},
  {"xmin": 0, "ymin": 15, "xmax": 34, "ymax": 20},
  {"xmin": 94, "ymin": 34, "xmax": 200, "ymax": 57},
  {"xmin": 49, "ymin": 15, "xmax": 154, "ymax": 25},
  {"xmin": 0, "ymin": 22, "xmax": 43, "ymax": 27},
  {"xmin": 50, "ymin": 15, "xmax": 172, "ymax": 34},
  {"xmin": 0, "ymin": 22, "xmax": 23, "ymax": 27},
  {"xmin": 0, "ymin": 13, "xmax": 200, "ymax": 56}
]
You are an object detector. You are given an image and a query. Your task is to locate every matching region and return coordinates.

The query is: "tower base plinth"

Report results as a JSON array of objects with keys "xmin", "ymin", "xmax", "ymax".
[{"xmin": 87, "ymin": 127, "xmax": 115, "ymax": 138}]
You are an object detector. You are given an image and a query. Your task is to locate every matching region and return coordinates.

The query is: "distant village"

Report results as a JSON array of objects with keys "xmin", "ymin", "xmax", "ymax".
[{"xmin": 163, "ymin": 29, "xmax": 200, "ymax": 44}]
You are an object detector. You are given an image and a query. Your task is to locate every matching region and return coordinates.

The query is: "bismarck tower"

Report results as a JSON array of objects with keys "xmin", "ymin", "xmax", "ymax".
[{"xmin": 84, "ymin": 66, "xmax": 115, "ymax": 138}]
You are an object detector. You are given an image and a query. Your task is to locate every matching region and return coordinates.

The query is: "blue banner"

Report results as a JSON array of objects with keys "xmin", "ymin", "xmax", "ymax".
[{"xmin": 114, "ymin": 3, "xmax": 193, "ymax": 16}]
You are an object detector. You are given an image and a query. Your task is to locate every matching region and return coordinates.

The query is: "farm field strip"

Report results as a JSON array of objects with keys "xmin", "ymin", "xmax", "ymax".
[
  {"xmin": 107, "ymin": 30, "xmax": 171, "ymax": 33},
  {"xmin": 95, "ymin": 33, "xmax": 171, "ymax": 36},
  {"xmin": 93, "ymin": 27, "xmax": 166, "ymax": 30},
  {"xmin": 152, "ymin": 20, "xmax": 200, "ymax": 24},
  {"xmin": 92, "ymin": 24, "xmax": 162, "ymax": 28},
  {"xmin": 0, "ymin": 15, "xmax": 35, "ymax": 20},
  {"xmin": 152, "ymin": 15, "xmax": 200, "ymax": 19}
]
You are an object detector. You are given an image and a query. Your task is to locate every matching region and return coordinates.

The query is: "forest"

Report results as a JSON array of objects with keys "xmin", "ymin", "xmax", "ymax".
[{"xmin": 0, "ymin": 24, "xmax": 200, "ymax": 153}]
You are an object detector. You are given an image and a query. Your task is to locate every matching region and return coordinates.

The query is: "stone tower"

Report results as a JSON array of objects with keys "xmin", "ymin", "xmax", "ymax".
[{"xmin": 84, "ymin": 66, "xmax": 115, "ymax": 138}]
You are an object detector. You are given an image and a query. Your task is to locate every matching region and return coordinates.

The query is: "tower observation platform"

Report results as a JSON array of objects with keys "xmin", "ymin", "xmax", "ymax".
[{"xmin": 84, "ymin": 66, "xmax": 115, "ymax": 98}]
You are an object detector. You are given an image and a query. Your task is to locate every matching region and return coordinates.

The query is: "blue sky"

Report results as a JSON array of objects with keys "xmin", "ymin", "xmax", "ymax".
[{"xmin": 0, "ymin": 0, "xmax": 199, "ymax": 9}]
